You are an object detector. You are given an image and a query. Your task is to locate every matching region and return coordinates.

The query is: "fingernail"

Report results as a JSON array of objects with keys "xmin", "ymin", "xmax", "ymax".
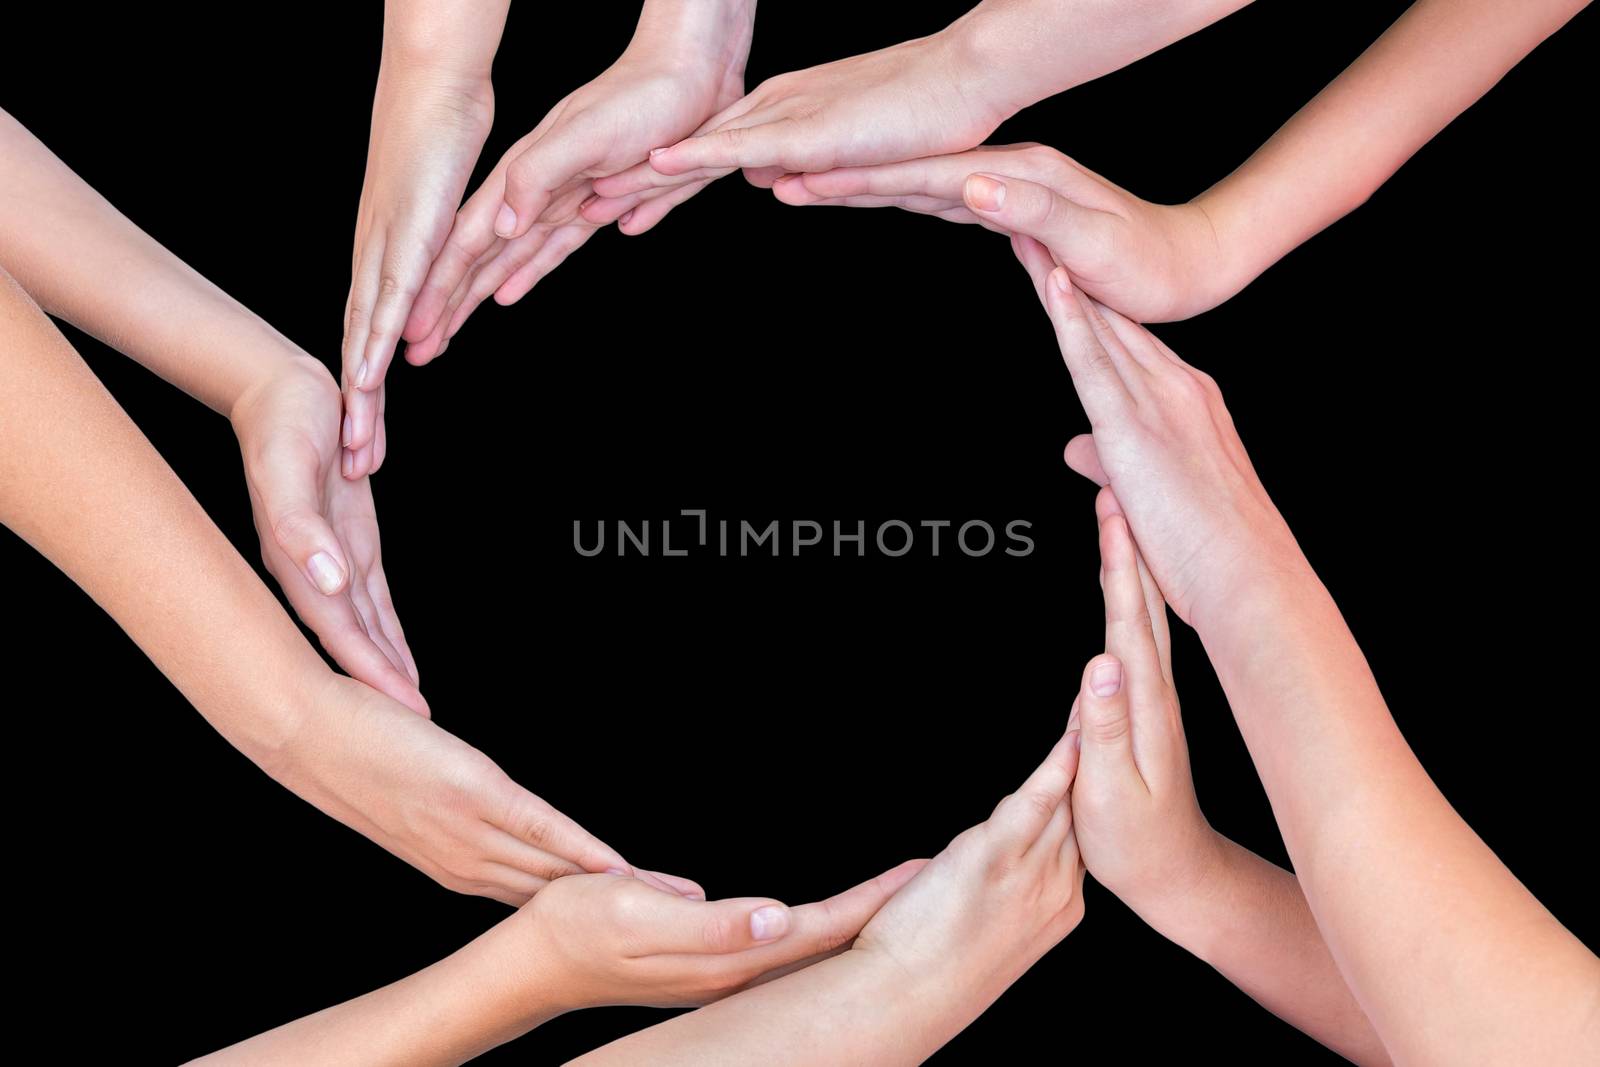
[
  {"xmin": 436, "ymin": 339, "xmax": 449, "ymax": 355},
  {"xmin": 749, "ymin": 905, "xmax": 789, "ymax": 941},
  {"xmin": 649, "ymin": 147, "xmax": 667, "ymax": 158},
  {"xmin": 605, "ymin": 866, "xmax": 631, "ymax": 877},
  {"xmin": 579, "ymin": 193, "xmax": 599, "ymax": 213},
  {"xmin": 341, "ymin": 414, "xmax": 353, "ymax": 447},
  {"xmin": 1051, "ymin": 267, "xmax": 1073, "ymax": 294},
  {"xmin": 1069, "ymin": 730, "xmax": 1082, "ymax": 753},
  {"xmin": 494, "ymin": 203, "xmax": 518, "ymax": 237},
  {"xmin": 966, "ymin": 174, "xmax": 1005, "ymax": 212},
  {"xmin": 307, "ymin": 551, "xmax": 345, "ymax": 594},
  {"xmin": 1090, "ymin": 660, "xmax": 1122, "ymax": 697},
  {"xmin": 342, "ymin": 449, "xmax": 355, "ymax": 479},
  {"xmin": 354, "ymin": 359, "xmax": 369, "ymax": 389},
  {"xmin": 619, "ymin": 209, "xmax": 635, "ymax": 228}
]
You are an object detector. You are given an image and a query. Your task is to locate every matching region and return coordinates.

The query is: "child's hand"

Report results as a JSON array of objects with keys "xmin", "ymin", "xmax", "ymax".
[
  {"xmin": 513, "ymin": 862, "xmax": 925, "ymax": 1012},
  {"xmin": 340, "ymin": 64, "xmax": 496, "ymax": 478},
  {"xmin": 772, "ymin": 143, "xmax": 1226, "ymax": 322},
  {"xmin": 230, "ymin": 354, "xmax": 425, "ymax": 717},
  {"xmin": 585, "ymin": 29, "xmax": 1011, "ymax": 231},
  {"xmin": 1017, "ymin": 240, "xmax": 1308, "ymax": 628},
  {"xmin": 396, "ymin": 5, "xmax": 755, "ymax": 368},
  {"xmin": 1069, "ymin": 490, "xmax": 1224, "ymax": 925},
  {"xmin": 848, "ymin": 718, "xmax": 1086, "ymax": 1013}
]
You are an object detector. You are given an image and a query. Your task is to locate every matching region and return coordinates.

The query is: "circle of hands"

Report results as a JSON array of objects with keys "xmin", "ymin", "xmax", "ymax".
[{"xmin": 241, "ymin": 7, "xmax": 1307, "ymax": 1011}]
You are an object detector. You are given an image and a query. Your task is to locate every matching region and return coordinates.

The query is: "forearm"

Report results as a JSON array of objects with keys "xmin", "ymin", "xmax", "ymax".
[
  {"xmin": 0, "ymin": 270, "xmax": 321, "ymax": 767},
  {"xmin": 191, "ymin": 919, "xmax": 562, "ymax": 1066},
  {"xmin": 1198, "ymin": 0, "xmax": 1587, "ymax": 297},
  {"xmin": 1147, "ymin": 833, "xmax": 1389, "ymax": 1066},
  {"xmin": 1197, "ymin": 570, "xmax": 1600, "ymax": 1062},
  {"xmin": 946, "ymin": 0, "xmax": 1257, "ymax": 119},
  {"xmin": 570, "ymin": 950, "xmax": 973, "ymax": 1067},
  {"xmin": 381, "ymin": 0, "xmax": 511, "ymax": 77},
  {"xmin": 0, "ymin": 110, "xmax": 306, "ymax": 417}
]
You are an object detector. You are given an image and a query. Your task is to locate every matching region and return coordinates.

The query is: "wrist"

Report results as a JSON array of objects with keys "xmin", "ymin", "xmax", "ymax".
[
  {"xmin": 1119, "ymin": 826, "xmax": 1232, "ymax": 959},
  {"xmin": 627, "ymin": 0, "xmax": 756, "ymax": 82},
  {"xmin": 381, "ymin": 2, "xmax": 508, "ymax": 82},
  {"xmin": 940, "ymin": 6, "xmax": 1060, "ymax": 124}
]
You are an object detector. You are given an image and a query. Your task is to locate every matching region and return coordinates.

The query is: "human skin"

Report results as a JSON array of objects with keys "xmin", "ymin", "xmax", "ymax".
[
  {"xmin": 583, "ymin": 0, "xmax": 1256, "ymax": 222},
  {"xmin": 0, "ymin": 266, "xmax": 678, "ymax": 906},
  {"xmin": 188, "ymin": 863, "xmax": 924, "ymax": 1065},
  {"xmin": 339, "ymin": 0, "xmax": 510, "ymax": 478},
  {"xmin": 570, "ymin": 719, "xmax": 1086, "ymax": 1065},
  {"xmin": 344, "ymin": 0, "xmax": 758, "ymax": 471},
  {"xmin": 775, "ymin": 0, "xmax": 1591, "ymax": 321},
  {"xmin": 1018, "ymin": 240, "xmax": 1600, "ymax": 1064},
  {"xmin": 1074, "ymin": 493, "xmax": 1389, "ymax": 1065},
  {"xmin": 0, "ymin": 108, "xmax": 424, "ymax": 716}
]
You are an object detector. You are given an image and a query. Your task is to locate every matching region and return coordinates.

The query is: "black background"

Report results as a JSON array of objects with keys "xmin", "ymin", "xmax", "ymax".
[{"xmin": 3, "ymin": 2, "xmax": 1595, "ymax": 1063}]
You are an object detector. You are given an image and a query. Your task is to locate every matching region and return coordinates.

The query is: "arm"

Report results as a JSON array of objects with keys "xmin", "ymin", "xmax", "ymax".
[
  {"xmin": 193, "ymin": 865, "xmax": 919, "ymax": 1065},
  {"xmin": 1022, "ymin": 246, "xmax": 1600, "ymax": 1064},
  {"xmin": 349, "ymin": 0, "xmax": 758, "ymax": 469},
  {"xmin": 776, "ymin": 1, "xmax": 1589, "ymax": 322},
  {"xmin": 574, "ymin": 714, "xmax": 1088, "ymax": 1065},
  {"xmin": 0, "ymin": 265, "xmax": 650, "ymax": 906},
  {"xmin": 1072, "ymin": 489, "xmax": 1388, "ymax": 1065},
  {"xmin": 1199, "ymin": 0, "xmax": 1589, "ymax": 304},
  {"xmin": 0, "ymin": 108, "xmax": 425, "ymax": 713}
]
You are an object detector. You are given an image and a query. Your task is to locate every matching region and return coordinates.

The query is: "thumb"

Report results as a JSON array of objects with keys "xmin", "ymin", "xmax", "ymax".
[
  {"xmin": 257, "ymin": 437, "xmax": 348, "ymax": 595},
  {"xmin": 1063, "ymin": 433, "xmax": 1109, "ymax": 486},
  {"xmin": 965, "ymin": 173, "xmax": 1114, "ymax": 270},
  {"xmin": 495, "ymin": 132, "xmax": 595, "ymax": 239},
  {"xmin": 650, "ymin": 120, "xmax": 794, "ymax": 176},
  {"xmin": 1077, "ymin": 653, "xmax": 1135, "ymax": 771}
]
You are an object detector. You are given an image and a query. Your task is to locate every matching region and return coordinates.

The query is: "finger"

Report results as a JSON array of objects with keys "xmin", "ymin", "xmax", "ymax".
[
  {"xmin": 343, "ymin": 382, "xmax": 380, "ymax": 462},
  {"xmin": 639, "ymin": 870, "xmax": 707, "ymax": 900},
  {"xmin": 592, "ymin": 157, "xmax": 717, "ymax": 198},
  {"xmin": 778, "ymin": 858, "xmax": 926, "ymax": 958},
  {"xmin": 1013, "ymin": 234, "xmax": 1060, "ymax": 308},
  {"xmin": 501, "ymin": 791, "xmax": 630, "ymax": 874},
  {"xmin": 342, "ymin": 246, "xmax": 383, "ymax": 413},
  {"xmin": 741, "ymin": 165, "xmax": 789, "ymax": 189},
  {"xmin": 477, "ymin": 860, "xmax": 549, "ymax": 903},
  {"xmin": 296, "ymin": 596, "xmax": 428, "ymax": 716},
  {"xmin": 1095, "ymin": 488, "xmax": 1173, "ymax": 687},
  {"xmin": 1076, "ymin": 653, "xmax": 1143, "ymax": 792},
  {"xmin": 1043, "ymin": 268, "xmax": 1137, "ymax": 426},
  {"xmin": 405, "ymin": 183, "xmax": 506, "ymax": 347},
  {"xmin": 354, "ymin": 239, "xmax": 429, "ymax": 396},
  {"xmin": 488, "ymin": 829, "xmax": 587, "ymax": 881},
  {"xmin": 493, "ymin": 224, "xmax": 595, "ymax": 304},
  {"xmin": 617, "ymin": 178, "xmax": 710, "ymax": 236},
  {"xmin": 963, "ymin": 173, "xmax": 1115, "ymax": 274},
  {"xmin": 993, "ymin": 724, "xmax": 1083, "ymax": 846},
  {"xmin": 1026, "ymin": 793, "xmax": 1074, "ymax": 864},
  {"xmin": 256, "ymin": 436, "xmax": 349, "ymax": 594},
  {"xmin": 1098, "ymin": 508, "xmax": 1173, "ymax": 777},
  {"xmin": 648, "ymin": 113, "xmax": 806, "ymax": 176},
  {"xmin": 626, "ymin": 886, "xmax": 798, "ymax": 954},
  {"xmin": 365, "ymin": 558, "xmax": 419, "ymax": 686},
  {"xmin": 1063, "ymin": 433, "xmax": 1109, "ymax": 486},
  {"xmin": 496, "ymin": 131, "xmax": 597, "ymax": 239},
  {"xmin": 796, "ymin": 157, "xmax": 974, "ymax": 202}
]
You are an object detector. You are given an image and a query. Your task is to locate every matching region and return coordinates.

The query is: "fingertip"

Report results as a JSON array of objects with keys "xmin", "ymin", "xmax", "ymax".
[
  {"xmin": 965, "ymin": 173, "xmax": 1006, "ymax": 213},
  {"xmin": 1086, "ymin": 654, "xmax": 1124, "ymax": 699},
  {"xmin": 1049, "ymin": 266, "xmax": 1074, "ymax": 298},
  {"xmin": 494, "ymin": 202, "xmax": 519, "ymax": 239},
  {"xmin": 306, "ymin": 550, "xmax": 348, "ymax": 596},
  {"xmin": 749, "ymin": 903, "xmax": 790, "ymax": 942}
]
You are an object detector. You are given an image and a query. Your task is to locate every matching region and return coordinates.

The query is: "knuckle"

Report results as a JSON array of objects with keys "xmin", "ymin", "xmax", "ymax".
[{"xmin": 701, "ymin": 912, "xmax": 735, "ymax": 952}]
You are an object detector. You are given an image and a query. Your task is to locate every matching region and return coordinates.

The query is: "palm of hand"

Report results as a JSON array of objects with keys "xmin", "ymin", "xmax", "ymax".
[{"xmin": 236, "ymin": 358, "xmax": 422, "ymax": 714}]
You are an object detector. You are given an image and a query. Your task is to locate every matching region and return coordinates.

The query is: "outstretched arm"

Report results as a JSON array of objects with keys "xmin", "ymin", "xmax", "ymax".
[
  {"xmin": 0, "ymin": 107, "xmax": 425, "ymax": 713},
  {"xmin": 1020, "ymin": 240, "xmax": 1600, "ymax": 1064},
  {"xmin": 1072, "ymin": 490, "xmax": 1388, "ymax": 1065},
  {"xmin": 192, "ymin": 865, "xmax": 918, "ymax": 1066}
]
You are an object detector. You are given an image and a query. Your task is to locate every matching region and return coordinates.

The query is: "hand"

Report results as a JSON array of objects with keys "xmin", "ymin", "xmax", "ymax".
[
  {"xmin": 585, "ymin": 27, "xmax": 1008, "ymax": 229},
  {"xmin": 397, "ymin": 2, "xmax": 755, "ymax": 367},
  {"xmin": 774, "ymin": 143, "xmax": 1227, "ymax": 322},
  {"xmin": 274, "ymin": 674, "xmax": 693, "ymax": 906},
  {"xmin": 1068, "ymin": 489, "xmax": 1223, "ymax": 924},
  {"xmin": 340, "ymin": 62, "xmax": 496, "ymax": 478},
  {"xmin": 230, "ymin": 354, "xmax": 425, "ymax": 716},
  {"xmin": 1015, "ymin": 236, "xmax": 1309, "ymax": 628},
  {"xmin": 849, "ymin": 717, "xmax": 1086, "ymax": 1011},
  {"xmin": 516, "ymin": 862, "xmax": 925, "ymax": 1012}
]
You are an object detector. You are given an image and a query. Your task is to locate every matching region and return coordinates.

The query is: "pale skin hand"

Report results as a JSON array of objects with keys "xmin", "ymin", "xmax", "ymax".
[
  {"xmin": 772, "ymin": 143, "xmax": 1226, "ymax": 322},
  {"xmin": 0, "ymin": 269, "xmax": 670, "ymax": 907},
  {"xmin": 339, "ymin": 0, "xmax": 508, "ymax": 478},
  {"xmin": 587, "ymin": 0, "xmax": 1257, "ymax": 223},
  {"xmin": 190, "ymin": 863, "xmax": 923, "ymax": 1066},
  {"xmin": 573, "ymin": 721, "xmax": 1086, "ymax": 1066},
  {"xmin": 1031, "ymin": 258, "xmax": 1600, "ymax": 1063},
  {"xmin": 373, "ymin": 0, "xmax": 757, "ymax": 412},
  {"xmin": 0, "ymin": 109, "xmax": 421, "ymax": 711},
  {"xmin": 784, "ymin": 0, "xmax": 1592, "ymax": 322},
  {"xmin": 1072, "ymin": 493, "xmax": 1389, "ymax": 1066}
]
